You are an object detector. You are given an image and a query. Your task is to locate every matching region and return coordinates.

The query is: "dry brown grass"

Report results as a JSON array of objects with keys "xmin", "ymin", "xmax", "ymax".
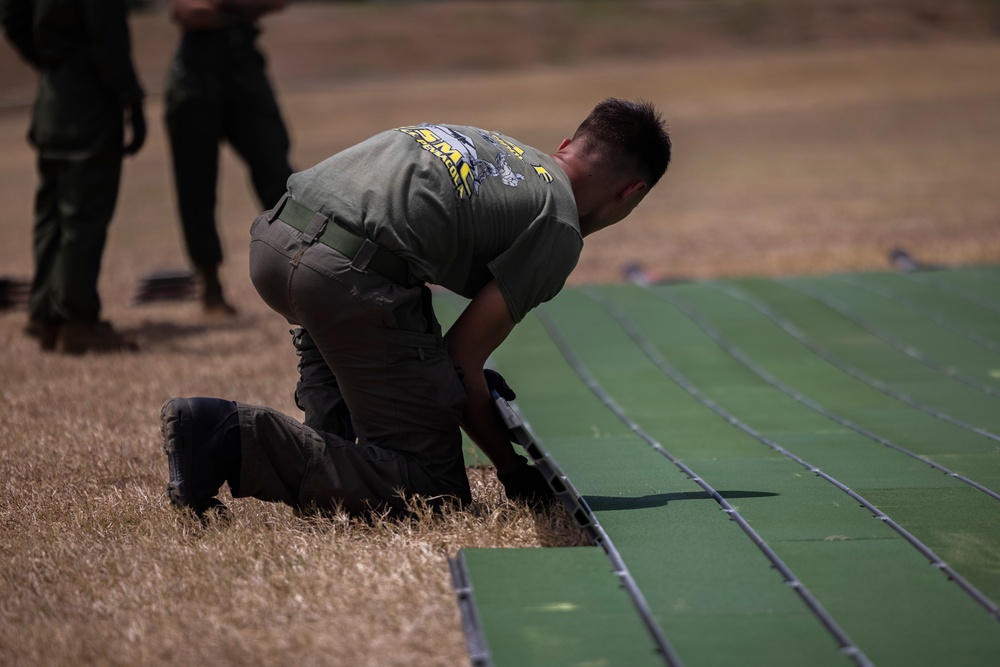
[
  {"xmin": 2, "ymin": 2, "xmax": 1000, "ymax": 665},
  {"xmin": 0, "ymin": 275, "xmax": 588, "ymax": 667},
  {"xmin": 2, "ymin": 455, "xmax": 588, "ymax": 666}
]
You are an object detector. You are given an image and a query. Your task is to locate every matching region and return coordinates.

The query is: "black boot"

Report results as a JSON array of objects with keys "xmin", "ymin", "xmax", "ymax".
[{"xmin": 161, "ymin": 397, "xmax": 241, "ymax": 520}]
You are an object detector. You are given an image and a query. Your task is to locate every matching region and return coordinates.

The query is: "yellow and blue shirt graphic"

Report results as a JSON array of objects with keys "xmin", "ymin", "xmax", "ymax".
[{"xmin": 397, "ymin": 124, "xmax": 554, "ymax": 198}]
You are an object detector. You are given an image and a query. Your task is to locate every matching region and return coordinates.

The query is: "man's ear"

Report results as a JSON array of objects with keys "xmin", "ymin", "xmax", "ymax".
[
  {"xmin": 618, "ymin": 180, "xmax": 647, "ymax": 201},
  {"xmin": 557, "ymin": 137, "xmax": 572, "ymax": 151}
]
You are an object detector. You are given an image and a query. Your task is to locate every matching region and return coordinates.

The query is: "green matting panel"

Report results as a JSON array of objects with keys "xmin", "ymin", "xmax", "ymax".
[
  {"xmin": 456, "ymin": 547, "xmax": 664, "ymax": 667},
  {"xmin": 442, "ymin": 267, "xmax": 1000, "ymax": 667}
]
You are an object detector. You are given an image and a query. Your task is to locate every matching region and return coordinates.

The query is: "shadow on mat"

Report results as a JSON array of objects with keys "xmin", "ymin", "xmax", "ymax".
[{"xmin": 586, "ymin": 490, "xmax": 778, "ymax": 512}]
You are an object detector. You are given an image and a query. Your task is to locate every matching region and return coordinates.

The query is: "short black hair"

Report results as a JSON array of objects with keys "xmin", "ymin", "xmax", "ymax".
[{"xmin": 572, "ymin": 98, "xmax": 672, "ymax": 187}]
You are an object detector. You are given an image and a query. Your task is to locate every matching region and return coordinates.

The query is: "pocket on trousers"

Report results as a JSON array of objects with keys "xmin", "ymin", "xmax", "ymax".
[{"xmin": 382, "ymin": 328, "xmax": 466, "ymax": 430}]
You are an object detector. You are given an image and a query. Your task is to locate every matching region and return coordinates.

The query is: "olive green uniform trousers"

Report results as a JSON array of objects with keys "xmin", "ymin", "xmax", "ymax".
[{"xmin": 236, "ymin": 203, "xmax": 472, "ymax": 516}]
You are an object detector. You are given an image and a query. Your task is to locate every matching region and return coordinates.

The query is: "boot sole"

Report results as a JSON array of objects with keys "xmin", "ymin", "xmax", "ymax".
[
  {"xmin": 162, "ymin": 398, "xmax": 195, "ymax": 510},
  {"xmin": 161, "ymin": 398, "xmax": 229, "ymax": 519}
]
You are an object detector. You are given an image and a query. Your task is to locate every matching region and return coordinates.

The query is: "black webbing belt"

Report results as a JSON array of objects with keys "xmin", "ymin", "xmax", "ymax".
[{"xmin": 272, "ymin": 194, "xmax": 411, "ymax": 285}]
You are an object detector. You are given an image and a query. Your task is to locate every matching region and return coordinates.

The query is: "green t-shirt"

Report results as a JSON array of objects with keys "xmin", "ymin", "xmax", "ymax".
[{"xmin": 287, "ymin": 124, "xmax": 582, "ymax": 322}]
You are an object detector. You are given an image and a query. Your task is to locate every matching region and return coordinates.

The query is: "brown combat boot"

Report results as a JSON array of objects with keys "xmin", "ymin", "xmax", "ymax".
[
  {"xmin": 199, "ymin": 266, "xmax": 238, "ymax": 317},
  {"xmin": 25, "ymin": 317, "xmax": 61, "ymax": 351}
]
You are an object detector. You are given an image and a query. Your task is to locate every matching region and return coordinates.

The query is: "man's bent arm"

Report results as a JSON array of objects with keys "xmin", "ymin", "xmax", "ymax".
[{"xmin": 444, "ymin": 280, "xmax": 520, "ymax": 473}]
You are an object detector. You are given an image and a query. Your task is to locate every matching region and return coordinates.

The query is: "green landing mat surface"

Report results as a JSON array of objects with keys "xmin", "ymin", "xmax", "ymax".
[
  {"xmin": 454, "ymin": 547, "xmax": 664, "ymax": 666},
  {"xmin": 442, "ymin": 266, "xmax": 1000, "ymax": 667}
]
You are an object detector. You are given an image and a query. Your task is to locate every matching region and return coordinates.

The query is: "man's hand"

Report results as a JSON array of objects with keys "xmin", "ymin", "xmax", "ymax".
[
  {"xmin": 124, "ymin": 99, "xmax": 146, "ymax": 156},
  {"xmin": 497, "ymin": 455, "xmax": 555, "ymax": 506}
]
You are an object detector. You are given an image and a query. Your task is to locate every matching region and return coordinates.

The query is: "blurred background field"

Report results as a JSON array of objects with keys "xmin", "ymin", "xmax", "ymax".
[
  {"xmin": 1, "ymin": 1, "xmax": 999, "ymax": 665},
  {"xmin": 2, "ymin": 0, "xmax": 999, "ymax": 288}
]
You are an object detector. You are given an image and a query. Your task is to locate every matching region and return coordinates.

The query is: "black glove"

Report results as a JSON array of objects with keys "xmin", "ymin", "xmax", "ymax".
[
  {"xmin": 124, "ymin": 98, "xmax": 146, "ymax": 156},
  {"xmin": 497, "ymin": 455, "xmax": 554, "ymax": 506},
  {"xmin": 484, "ymin": 368, "xmax": 516, "ymax": 401},
  {"xmin": 485, "ymin": 368, "xmax": 519, "ymax": 443}
]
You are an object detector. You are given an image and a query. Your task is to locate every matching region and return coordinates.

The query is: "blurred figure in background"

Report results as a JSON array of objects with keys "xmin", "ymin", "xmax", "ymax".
[
  {"xmin": 0, "ymin": 0, "xmax": 146, "ymax": 354},
  {"xmin": 165, "ymin": 0, "xmax": 293, "ymax": 316}
]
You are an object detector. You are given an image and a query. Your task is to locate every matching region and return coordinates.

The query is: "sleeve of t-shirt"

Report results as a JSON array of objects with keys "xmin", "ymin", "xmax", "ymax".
[{"xmin": 488, "ymin": 217, "xmax": 583, "ymax": 323}]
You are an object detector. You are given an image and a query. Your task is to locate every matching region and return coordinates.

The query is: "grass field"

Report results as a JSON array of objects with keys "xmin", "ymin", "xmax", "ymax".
[{"xmin": 1, "ymin": 2, "xmax": 999, "ymax": 665}]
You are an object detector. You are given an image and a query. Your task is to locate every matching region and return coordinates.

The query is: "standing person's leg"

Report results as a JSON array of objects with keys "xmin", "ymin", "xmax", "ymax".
[
  {"xmin": 51, "ymin": 147, "xmax": 121, "ymax": 322},
  {"xmin": 224, "ymin": 45, "xmax": 292, "ymax": 209},
  {"xmin": 165, "ymin": 45, "xmax": 232, "ymax": 314},
  {"xmin": 27, "ymin": 155, "xmax": 63, "ymax": 349},
  {"xmin": 166, "ymin": 65, "xmax": 224, "ymax": 272},
  {"xmin": 47, "ymin": 141, "xmax": 136, "ymax": 354}
]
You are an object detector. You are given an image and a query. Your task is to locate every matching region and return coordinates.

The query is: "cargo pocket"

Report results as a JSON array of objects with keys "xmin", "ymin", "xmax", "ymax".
[{"xmin": 382, "ymin": 327, "xmax": 466, "ymax": 433}]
